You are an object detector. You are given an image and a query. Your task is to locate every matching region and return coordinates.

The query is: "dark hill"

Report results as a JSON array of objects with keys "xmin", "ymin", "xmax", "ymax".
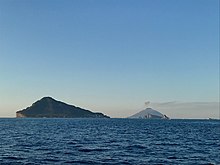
[{"xmin": 16, "ymin": 97, "xmax": 110, "ymax": 118}]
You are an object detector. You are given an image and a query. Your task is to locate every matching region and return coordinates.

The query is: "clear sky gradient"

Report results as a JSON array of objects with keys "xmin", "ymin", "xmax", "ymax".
[{"xmin": 0, "ymin": 0, "xmax": 219, "ymax": 118}]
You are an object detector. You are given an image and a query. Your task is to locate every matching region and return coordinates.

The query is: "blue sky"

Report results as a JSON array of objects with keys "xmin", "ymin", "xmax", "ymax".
[{"xmin": 0, "ymin": 0, "xmax": 219, "ymax": 118}]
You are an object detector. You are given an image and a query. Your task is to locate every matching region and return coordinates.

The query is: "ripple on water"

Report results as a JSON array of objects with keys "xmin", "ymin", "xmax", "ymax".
[{"xmin": 0, "ymin": 118, "xmax": 219, "ymax": 164}]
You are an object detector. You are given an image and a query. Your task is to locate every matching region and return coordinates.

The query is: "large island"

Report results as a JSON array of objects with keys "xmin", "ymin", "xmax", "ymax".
[{"xmin": 16, "ymin": 97, "xmax": 110, "ymax": 118}]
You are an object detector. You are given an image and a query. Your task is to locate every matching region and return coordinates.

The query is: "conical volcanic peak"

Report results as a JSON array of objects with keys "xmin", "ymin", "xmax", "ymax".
[
  {"xmin": 40, "ymin": 96, "xmax": 56, "ymax": 102},
  {"xmin": 129, "ymin": 108, "xmax": 169, "ymax": 119},
  {"xmin": 16, "ymin": 97, "xmax": 110, "ymax": 118}
]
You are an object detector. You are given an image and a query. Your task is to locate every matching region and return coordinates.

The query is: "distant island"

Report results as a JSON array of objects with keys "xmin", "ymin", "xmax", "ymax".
[
  {"xmin": 128, "ymin": 108, "xmax": 169, "ymax": 119},
  {"xmin": 16, "ymin": 97, "xmax": 110, "ymax": 118}
]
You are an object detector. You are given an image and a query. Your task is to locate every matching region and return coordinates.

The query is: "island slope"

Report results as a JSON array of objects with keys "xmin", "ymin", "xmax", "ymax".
[{"xmin": 16, "ymin": 97, "xmax": 110, "ymax": 118}]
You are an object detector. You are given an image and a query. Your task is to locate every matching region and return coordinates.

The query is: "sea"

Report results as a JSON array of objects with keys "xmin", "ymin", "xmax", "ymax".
[{"xmin": 0, "ymin": 118, "xmax": 219, "ymax": 165}]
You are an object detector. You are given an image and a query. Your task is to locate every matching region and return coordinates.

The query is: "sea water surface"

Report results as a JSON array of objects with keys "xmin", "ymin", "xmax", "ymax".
[{"xmin": 0, "ymin": 118, "xmax": 219, "ymax": 164}]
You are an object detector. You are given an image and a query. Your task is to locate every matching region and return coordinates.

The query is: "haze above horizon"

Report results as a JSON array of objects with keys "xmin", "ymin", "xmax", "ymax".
[{"xmin": 0, "ymin": 0, "xmax": 219, "ymax": 118}]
